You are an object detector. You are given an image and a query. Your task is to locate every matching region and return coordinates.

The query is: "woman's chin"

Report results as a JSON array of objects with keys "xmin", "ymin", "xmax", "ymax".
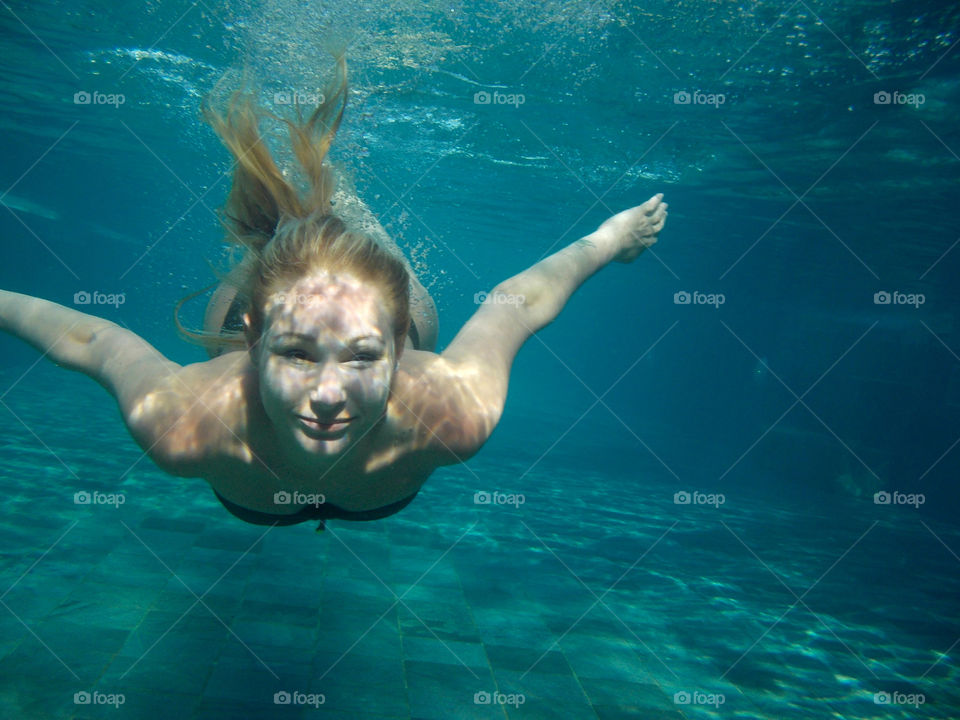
[{"xmin": 298, "ymin": 431, "xmax": 349, "ymax": 453}]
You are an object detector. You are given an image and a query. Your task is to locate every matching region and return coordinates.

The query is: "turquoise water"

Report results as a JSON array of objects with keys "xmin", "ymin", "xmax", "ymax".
[{"xmin": 2, "ymin": 1, "xmax": 960, "ymax": 718}]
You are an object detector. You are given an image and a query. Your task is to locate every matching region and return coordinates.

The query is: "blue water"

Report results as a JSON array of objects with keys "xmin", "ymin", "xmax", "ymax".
[{"xmin": 1, "ymin": 1, "xmax": 959, "ymax": 718}]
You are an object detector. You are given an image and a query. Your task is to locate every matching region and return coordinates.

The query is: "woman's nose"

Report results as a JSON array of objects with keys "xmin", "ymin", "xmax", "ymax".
[{"xmin": 308, "ymin": 365, "xmax": 347, "ymax": 409}]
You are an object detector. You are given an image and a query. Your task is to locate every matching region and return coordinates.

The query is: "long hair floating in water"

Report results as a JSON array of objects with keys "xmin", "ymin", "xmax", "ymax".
[
  {"xmin": 203, "ymin": 54, "xmax": 348, "ymax": 252},
  {"xmin": 174, "ymin": 55, "xmax": 411, "ymax": 356}
]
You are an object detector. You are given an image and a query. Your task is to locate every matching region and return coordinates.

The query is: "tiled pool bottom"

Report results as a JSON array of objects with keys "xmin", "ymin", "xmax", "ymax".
[{"xmin": 0, "ymin": 457, "xmax": 957, "ymax": 720}]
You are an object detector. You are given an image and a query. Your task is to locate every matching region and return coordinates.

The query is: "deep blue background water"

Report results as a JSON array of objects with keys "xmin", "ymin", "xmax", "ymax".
[{"xmin": 1, "ymin": 1, "xmax": 959, "ymax": 718}]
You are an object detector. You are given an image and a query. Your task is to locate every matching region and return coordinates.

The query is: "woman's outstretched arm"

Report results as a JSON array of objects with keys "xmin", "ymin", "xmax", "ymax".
[
  {"xmin": 0, "ymin": 290, "xmax": 194, "ymax": 468},
  {"xmin": 0, "ymin": 290, "xmax": 178, "ymax": 387},
  {"xmin": 2, "ymin": 289, "xmax": 120, "ymax": 374},
  {"xmin": 423, "ymin": 194, "xmax": 667, "ymax": 462}
]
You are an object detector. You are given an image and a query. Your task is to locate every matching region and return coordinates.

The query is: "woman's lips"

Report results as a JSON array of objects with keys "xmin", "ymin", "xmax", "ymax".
[{"xmin": 298, "ymin": 416, "xmax": 353, "ymax": 432}]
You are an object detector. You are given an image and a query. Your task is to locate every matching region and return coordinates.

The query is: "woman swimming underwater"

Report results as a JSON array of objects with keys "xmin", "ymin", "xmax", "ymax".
[{"xmin": 0, "ymin": 57, "xmax": 667, "ymax": 529}]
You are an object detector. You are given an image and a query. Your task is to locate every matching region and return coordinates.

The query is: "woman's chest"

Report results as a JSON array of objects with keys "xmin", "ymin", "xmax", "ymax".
[{"xmin": 205, "ymin": 430, "xmax": 433, "ymax": 514}]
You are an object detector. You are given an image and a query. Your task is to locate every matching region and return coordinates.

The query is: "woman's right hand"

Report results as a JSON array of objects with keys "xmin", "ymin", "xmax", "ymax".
[{"xmin": 595, "ymin": 193, "xmax": 668, "ymax": 263}]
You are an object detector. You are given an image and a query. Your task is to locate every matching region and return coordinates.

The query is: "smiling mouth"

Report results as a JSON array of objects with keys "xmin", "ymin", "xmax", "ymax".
[{"xmin": 298, "ymin": 416, "xmax": 353, "ymax": 432}]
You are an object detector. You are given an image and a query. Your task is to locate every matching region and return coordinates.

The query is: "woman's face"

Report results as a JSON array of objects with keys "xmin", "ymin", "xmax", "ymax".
[{"xmin": 247, "ymin": 269, "xmax": 397, "ymax": 461}]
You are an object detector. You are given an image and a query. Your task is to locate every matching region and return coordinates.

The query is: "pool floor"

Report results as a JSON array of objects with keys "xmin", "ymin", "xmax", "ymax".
[{"xmin": 0, "ymin": 369, "xmax": 957, "ymax": 719}]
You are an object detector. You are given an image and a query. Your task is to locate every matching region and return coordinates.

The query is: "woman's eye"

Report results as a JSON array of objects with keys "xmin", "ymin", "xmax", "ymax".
[
  {"xmin": 351, "ymin": 353, "xmax": 381, "ymax": 363},
  {"xmin": 282, "ymin": 349, "xmax": 310, "ymax": 361}
]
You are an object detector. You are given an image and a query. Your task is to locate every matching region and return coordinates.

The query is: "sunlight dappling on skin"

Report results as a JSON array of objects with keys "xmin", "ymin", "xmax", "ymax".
[{"xmin": 251, "ymin": 269, "xmax": 397, "ymax": 465}]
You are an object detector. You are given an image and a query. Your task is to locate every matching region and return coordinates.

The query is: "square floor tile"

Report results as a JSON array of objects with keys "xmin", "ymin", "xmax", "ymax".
[{"xmin": 404, "ymin": 659, "xmax": 499, "ymax": 720}]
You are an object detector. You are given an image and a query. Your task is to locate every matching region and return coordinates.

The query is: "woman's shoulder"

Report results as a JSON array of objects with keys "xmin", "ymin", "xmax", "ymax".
[
  {"xmin": 139, "ymin": 351, "xmax": 260, "ymax": 477},
  {"xmin": 385, "ymin": 348, "xmax": 494, "ymax": 466},
  {"xmin": 391, "ymin": 348, "xmax": 449, "ymax": 416}
]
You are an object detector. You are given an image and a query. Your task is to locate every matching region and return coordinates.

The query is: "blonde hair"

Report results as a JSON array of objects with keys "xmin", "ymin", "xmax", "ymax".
[{"xmin": 175, "ymin": 55, "xmax": 410, "ymax": 355}]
